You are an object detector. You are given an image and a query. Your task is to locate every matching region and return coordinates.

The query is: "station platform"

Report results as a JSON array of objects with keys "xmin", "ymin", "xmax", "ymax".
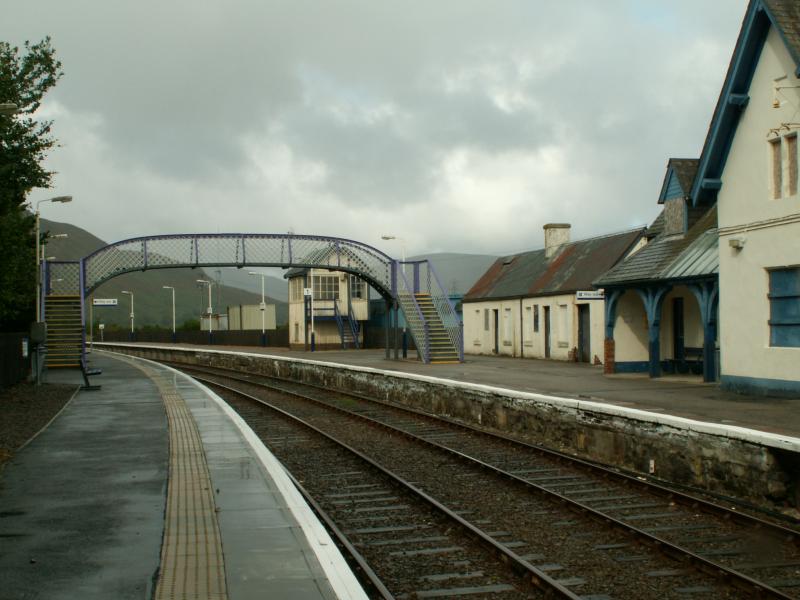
[
  {"xmin": 0, "ymin": 352, "xmax": 367, "ymax": 600},
  {"xmin": 105, "ymin": 343, "xmax": 800, "ymax": 438}
]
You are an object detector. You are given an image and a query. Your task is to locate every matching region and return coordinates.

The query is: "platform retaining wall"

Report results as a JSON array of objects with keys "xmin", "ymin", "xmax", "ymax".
[{"xmin": 100, "ymin": 344, "xmax": 799, "ymax": 514}]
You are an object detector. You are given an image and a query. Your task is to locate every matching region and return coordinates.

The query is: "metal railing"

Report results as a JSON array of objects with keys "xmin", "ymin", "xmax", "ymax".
[
  {"xmin": 404, "ymin": 260, "xmax": 464, "ymax": 361},
  {"xmin": 395, "ymin": 263, "xmax": 430, "ymax": 363}
]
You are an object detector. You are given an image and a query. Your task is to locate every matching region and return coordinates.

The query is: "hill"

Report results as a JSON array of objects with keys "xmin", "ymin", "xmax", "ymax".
[
  {"xmin": 406, "ymin": 252, "xmax": 498, "ymax": 295},
  {"xmin": 40, "ymin": 219, "xmax": 288, "ymax": 329}
]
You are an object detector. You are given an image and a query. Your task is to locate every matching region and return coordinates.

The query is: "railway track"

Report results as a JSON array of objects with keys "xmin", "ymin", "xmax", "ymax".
[{"xmin": 165, "ymin": 361, "xmax": 800, "ymax": 599}]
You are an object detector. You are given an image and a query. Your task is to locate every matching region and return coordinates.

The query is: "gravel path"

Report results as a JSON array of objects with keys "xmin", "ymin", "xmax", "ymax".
[{"xmin": 0, "ymin": 382, "xmax": 76, "ymax": 465}]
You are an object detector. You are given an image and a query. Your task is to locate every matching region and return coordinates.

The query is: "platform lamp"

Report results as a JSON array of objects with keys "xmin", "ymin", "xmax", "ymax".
[
  {"xmin": 381, "ymin": 234, "xmax": 407, "ymax": 358},
  {"xmin": 163, "ymin": 286, "xmax": 176, "ymax": 343},
  {"xmin": 248, "ymin": 271, "xmax": 268, "ymax": 346},
  {"xmin": 121, "ymin": 291, "xmax": 134, "ymax": 341},
  {"xmin": 196, "ymin": 279, "xmax": 213, "ymax": 344},
  {"xmin": 34, "ymin": 196, "xmax": 72, "ymax": 322}
]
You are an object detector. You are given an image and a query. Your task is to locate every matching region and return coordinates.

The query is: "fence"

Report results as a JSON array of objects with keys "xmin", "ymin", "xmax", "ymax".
[
  {"xmin": 100, "ymin": 328, "xmax": 290, "ymax": 348},
  {"xmin": 0, "ymin": 333, "xmax": 31, "ymax": 389}
]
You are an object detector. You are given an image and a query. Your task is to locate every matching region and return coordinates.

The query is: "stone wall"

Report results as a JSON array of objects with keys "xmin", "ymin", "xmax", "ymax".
[{"xmin": 101, "ymin": 344, "xmax": 799, "ymax": 514}]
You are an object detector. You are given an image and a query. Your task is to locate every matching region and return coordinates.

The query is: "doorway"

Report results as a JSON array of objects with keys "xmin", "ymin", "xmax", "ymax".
[
  {"xmin": 673, "ymin": 297, "xmax": 685, "ymax": 362},
  {"xmin": 493, "ymin": 309, "xmax": 499, "ymax": 354},
  {"xmin": 577, "ymin": 304, "xmax": 591, "ymax": 362},
  {"xmin": 544, "ymin": 306, "xmax": 551, "ymax": 358}
]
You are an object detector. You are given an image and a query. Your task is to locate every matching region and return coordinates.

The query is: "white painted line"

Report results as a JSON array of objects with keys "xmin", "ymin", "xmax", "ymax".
[
  {"xmin": 114, "ymin": 351, "xmax": 369, "ymax": 600},
  {"xmin": 97, "ymin": 343, "xmax": 800, "ymax": 452}
]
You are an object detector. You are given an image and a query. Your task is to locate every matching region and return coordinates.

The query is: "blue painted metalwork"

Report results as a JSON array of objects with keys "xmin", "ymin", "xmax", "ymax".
[
  {"xmin": 690, "ymin": 0, "xmax": 773, "ymax": 205},
  {"xmin": 635, "ymin": 286, "xmax": 671, "ymax": 378},
  {"xmin": 768, "ymin": 267, "xmax": 800, "ymax": 347},
  {"xmin": 604, "ymin": 288, "xmax": 624, "ymax": 340},
  {"xmin": 688, "ymin": 280, "xmax": 719, "ymax": 382}
]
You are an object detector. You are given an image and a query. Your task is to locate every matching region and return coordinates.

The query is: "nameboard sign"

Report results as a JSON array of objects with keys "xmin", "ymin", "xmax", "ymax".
[
  {"xmin": 92, "ymin": 298, "xmax": 118, "ymax": 306},
  {"xmin": 576, "ymin": 290, "xmax": 604, "ymax": 300}
]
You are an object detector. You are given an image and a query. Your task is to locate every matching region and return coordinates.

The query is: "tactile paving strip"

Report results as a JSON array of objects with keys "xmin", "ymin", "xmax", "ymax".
[{"xmin": 121, "ymin": 357, "xmax": 228, "ymax": 600}]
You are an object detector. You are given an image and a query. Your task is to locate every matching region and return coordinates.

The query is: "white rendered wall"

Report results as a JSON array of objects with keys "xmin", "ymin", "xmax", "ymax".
[
  {"xmin": 717, "ymin": 28, "xmax": 800, "ymax": 383},
  {"xmin": 464, "ymin": 294, "xmax": 605, "ymax": 362},
  {"xmin": 613, "ymin": 291, "xmax": 648, "ymax": 362}
]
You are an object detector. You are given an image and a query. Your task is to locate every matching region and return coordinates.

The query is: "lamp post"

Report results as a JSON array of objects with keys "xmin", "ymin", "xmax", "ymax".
[
  {"xmin": 163, "ymin": 286, "xmax": 176, "ymax": 342},
  {"xmin": 248, "ymin": 271, "xmax": 267, "ymax": 346},
  {"xmin": 381, "ymin": 234, "xmax": 407, "ymax": 358},
  {"xmin": 121, "ymin": 290, "xmax": 134, "ymax": 341},
  {"xmin": 34, "ymin": 196, "xmax": 72, "ymax": 322},
  {"xmin": 196, "ymin": 279, "xmax": 213, "ymax": 344}
]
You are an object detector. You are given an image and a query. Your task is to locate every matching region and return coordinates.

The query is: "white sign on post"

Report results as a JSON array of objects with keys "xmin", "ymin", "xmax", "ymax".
[
  {"xmin": 303, "ymin": 288, "xmax": 313, "ymax": 297},
  {"xmin": 576, "ymin": 290, "xmax": 604, "ymax": 300},
  {"xmin": 93, "ymin": 298, "xmax": 118, "ymax": 306}
]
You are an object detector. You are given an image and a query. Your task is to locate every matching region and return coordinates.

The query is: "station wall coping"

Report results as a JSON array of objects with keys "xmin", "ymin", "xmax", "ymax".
[
  {"xmin": 131, "ymin": 352, "xmax": 369, "ymax": 600},
  {"xmin": 99, "ymin": 343, "xmax": 800, "ymax": 453}
]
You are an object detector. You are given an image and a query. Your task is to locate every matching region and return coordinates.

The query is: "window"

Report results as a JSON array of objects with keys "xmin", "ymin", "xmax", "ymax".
[
  {"xmin": 557, "ymin": 304, "xmax": 568, "ymax": 346},
  {"xmin": 769, "ymin": 132, "xmax": 799, "ymax": 199},
  {"xmin": 289, "ymin": 278, "xmax": 303, "ymax": 302},
  {"xmin": 503, "ymin": 308, "xmax": 513, "ymax": 346},
  {"xmin": 484, "ymin": 309, "xmax": 489, "ymax": 331},
  {"xmin": 769, "ymin": 268, "xmax": 800, "ymax": 347},
  {"xmin": 349, "ymin": 275, "xmax": 366, "ymax": 299},
  {"xmin": 533, "ymin": 305, "xmax": 539, "ymax": 333},
  {"xmin": 312, "ymin": 275, "xmax": 339, "ymax": 300},
  {"xmin": 771, "ymin": 138, "xmax": 782, "ymax": 199}
]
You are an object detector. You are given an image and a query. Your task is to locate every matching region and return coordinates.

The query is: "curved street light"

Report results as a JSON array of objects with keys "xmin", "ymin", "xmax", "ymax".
[
  {"xmin": 163, "ymin": 286, "xmax": 176, "ymax": 342},
  {"xmin": 35, "ymin": 196, "xmax": 73, "ymax": 322}
]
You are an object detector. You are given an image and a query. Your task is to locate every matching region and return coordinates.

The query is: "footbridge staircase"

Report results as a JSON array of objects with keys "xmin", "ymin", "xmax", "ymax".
[{"xmin": 41, "ymin": 233, "xmax": 463, "ymax": 367}]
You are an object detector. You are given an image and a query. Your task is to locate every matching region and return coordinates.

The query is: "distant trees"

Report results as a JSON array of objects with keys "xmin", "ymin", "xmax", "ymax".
[{"xmin": 0, "ymin": 38, "xmax": 63, "ymax": 331}]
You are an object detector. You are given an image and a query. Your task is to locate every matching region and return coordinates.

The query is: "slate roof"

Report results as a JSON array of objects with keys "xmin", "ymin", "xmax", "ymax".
[
  {"xmin": 463, "ymin": 228, "xmax": 644, "ymax": 302},
  {"xmin": 595, "ymin": 206, "xmax": 718, "ymax": 287},
  {"xmin": 765, "ymin": 0, "xmax": 800, "ymax": 65},
  {"xmin": 670, "ymin": 159, "xmax": 699, "ymax": 197}
]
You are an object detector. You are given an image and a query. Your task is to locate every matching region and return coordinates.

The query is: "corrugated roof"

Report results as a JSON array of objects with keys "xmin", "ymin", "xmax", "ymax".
[
  {"xmin": 596, "ymin": 206, "xmax": 717, "ymax": 287},
  {"xmin": 464, "ymin": 228, "xmax": 644, "ymax": 301},
  {"xmin": 662, "ymin": 229, "xmax": 719, "ymax": 279}
]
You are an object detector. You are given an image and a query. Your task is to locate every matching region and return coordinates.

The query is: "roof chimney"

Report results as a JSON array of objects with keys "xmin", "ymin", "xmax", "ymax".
[{"xmin": 544, "ymin": 223, "xmax": 570, "ymax": 258}]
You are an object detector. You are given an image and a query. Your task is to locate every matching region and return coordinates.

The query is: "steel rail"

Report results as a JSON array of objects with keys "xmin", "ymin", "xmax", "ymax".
[
  {"xmin": 194, "ymin": 375, "xmax": 583, "ymax": 600},
  {"xmin": 282, "ymin": 467, "xmax": 395, "ymax": 600},
  {"xmin": 184, "ymin": 366, "xmax": 793, "ymax": 600},
  {"xmin": 170, "ymin": 360, "xmax": 799, "ymax": 544}
]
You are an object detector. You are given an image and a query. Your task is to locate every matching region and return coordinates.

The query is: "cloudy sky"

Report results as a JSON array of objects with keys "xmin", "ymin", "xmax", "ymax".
[{"xmin": 7, "ymin": 1, "xmax": 746, "ymax": 258}]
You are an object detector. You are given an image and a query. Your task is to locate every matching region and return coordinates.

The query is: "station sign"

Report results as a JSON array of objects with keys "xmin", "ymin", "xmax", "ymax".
[
  {"xmin": 93, "ymin": 298, "xmax": 118, "ymax": 306},
  {"xmin": 576, "ymin": 290, "xmax": 604, "ymax": 300}
]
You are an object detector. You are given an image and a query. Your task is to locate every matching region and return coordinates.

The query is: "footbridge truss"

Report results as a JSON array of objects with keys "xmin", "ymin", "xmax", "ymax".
[{"xmin": 43, "ymin": 233, "xmax": 463, "ymax": 366}]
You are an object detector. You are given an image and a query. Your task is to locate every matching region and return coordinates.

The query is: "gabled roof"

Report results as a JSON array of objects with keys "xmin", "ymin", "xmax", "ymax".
[
  {"xmin": 658, "ymin": 158, "xmax": 699, "ymax": 204},
  {"xmin": 595, "ymin": 206, "xmax": 718, "ymax": 287},
  {"xmin": 284, "ymin": 244, "xmax": 366, "ymax": 279},
  {"xmin": 691, "ymin": 0, "xmax": 800, "ymax": 206},
  {"xmin": 463, "ymin": 228, "xmax": 644, "ymax": 302}
]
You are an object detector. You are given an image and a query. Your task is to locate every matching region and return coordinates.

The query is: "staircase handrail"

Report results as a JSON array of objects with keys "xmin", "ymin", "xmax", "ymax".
[
  {"xmin": 347, "ymin": 301, "xmax": 360, "ymax": 349},
  {"xmin": 395, "ymin": 265, "xmax": 430, "ymax": 363},
  {"xmin": 421, "ymin": 261, "xmax": 464, "ymax": 361}
]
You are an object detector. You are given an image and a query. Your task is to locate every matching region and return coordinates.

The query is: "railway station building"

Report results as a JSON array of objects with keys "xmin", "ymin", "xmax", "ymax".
[
  {"xmin": 698, "ymin": 0, "xmax": 800, "ymax": 395},
  {"xmin": 462, "ymin": 224, "xmax": 644, "ymax": 363},
  {"xmin": 594, "ymin": 159, "xmax": 720, "ymax": 381}
]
